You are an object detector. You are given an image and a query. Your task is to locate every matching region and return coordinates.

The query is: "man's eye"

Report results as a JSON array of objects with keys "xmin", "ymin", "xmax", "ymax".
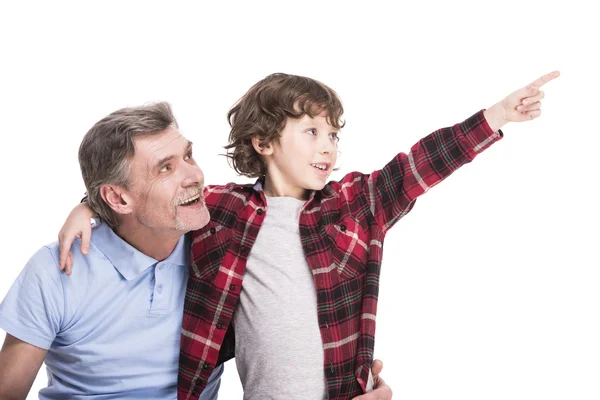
[
  {"xmin": 185, "ymin": 152, "xmax": 193, "ymax": 160},
  {"xmin": 160, "ymin": 165, "xmax": 171, "ymax": 173}
]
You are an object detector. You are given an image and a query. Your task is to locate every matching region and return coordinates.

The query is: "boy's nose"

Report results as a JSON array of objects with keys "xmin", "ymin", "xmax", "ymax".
[{"xmin": 319, "ymin": 136, "xmax": 335, "ymax": 154}]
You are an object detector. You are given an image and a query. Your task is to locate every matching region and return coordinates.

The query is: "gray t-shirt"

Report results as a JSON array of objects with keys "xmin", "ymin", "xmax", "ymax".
[{"xmin": 234, "ymin": 196, "xmax": 327, "ymax": 400}]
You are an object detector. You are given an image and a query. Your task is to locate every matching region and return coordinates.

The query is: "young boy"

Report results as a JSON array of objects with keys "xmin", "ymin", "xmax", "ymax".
[{"xmin": 58, "ymin": 71, "xmax": 559, "ymax": 399}]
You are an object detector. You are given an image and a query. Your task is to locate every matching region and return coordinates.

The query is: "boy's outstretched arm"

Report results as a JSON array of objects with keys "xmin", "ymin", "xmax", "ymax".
[
  {"xmin": 57, "ymin": 202, "xmax": 95, "ymax": 275},
  {"xmin": 353, "ymin": 70, "xmax": 560, "ymax": 233}
]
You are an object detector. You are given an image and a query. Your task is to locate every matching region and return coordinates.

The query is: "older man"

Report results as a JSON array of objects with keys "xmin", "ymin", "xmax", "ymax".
[{"xmin": 0, "ymin": 103, "xmax": 222, "ymax": 399}]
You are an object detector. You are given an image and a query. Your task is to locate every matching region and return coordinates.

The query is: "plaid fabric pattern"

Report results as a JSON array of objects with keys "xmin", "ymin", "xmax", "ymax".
[{"xmin": 178, "ymin": 110, "xmax": 503, "ymax": 399}]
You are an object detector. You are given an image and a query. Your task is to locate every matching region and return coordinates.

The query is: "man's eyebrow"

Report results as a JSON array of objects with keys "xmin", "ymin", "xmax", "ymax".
[
  {"xmin": 154, "ymin": 141, "xmax": 193, "ymax": 169},
  {"xmin": 155, "ymin": 154, "xmax": 174, "ymax": 169}
]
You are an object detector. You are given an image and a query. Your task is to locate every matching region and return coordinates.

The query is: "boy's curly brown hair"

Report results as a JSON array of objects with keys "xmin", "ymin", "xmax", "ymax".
[{"xmin": 224, "ymin": 73, "xmax": 345, "ymax": 178}]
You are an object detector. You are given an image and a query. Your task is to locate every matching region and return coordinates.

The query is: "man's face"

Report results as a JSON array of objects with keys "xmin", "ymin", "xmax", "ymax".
[{"xmin": 126, "ymin": 127, "xmax": 209, "ymax": 233}]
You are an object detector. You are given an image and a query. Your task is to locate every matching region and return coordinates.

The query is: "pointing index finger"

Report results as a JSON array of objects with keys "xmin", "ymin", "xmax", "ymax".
[{"xmin": 530, "ymin": 70, "xmax": 560, "ymax": 89}]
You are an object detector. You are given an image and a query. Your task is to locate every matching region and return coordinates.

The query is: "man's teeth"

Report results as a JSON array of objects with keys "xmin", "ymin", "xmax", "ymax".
[
  {"xmin": 179, "ymin": 194, "xmax": 201, "ymax": 206},
  {"xmin": 311, "ymin": 164, "xmax": 327, "ymax": 170}
]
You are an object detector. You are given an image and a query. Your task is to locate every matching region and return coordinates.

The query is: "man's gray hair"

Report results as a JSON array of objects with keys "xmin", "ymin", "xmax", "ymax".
[{"xmin": 79, "ymin": 102, "xmax": 178, "ymax": 229}]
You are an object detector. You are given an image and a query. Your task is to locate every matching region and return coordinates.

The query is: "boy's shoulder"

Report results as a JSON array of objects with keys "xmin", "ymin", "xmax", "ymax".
[
  {"xmin": 205, "ymin": 181, "xmax": 250, "ymax": 192},
  {"xmin": 322, "ymin": 170, "xmax": 368, "ymax": 200},
  {"xmin": 204, "ymin": 181, "xmax": 257, "ymax": 203}
]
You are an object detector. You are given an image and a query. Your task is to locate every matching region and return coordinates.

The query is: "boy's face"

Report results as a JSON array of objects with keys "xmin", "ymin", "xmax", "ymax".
[
  {"xmin": 125, "ymin": 127, "xmax": 210, "ymax": 233},
  {"xmin": 265, "ymin": 112, "xmax": 338, "ymax": 199}
]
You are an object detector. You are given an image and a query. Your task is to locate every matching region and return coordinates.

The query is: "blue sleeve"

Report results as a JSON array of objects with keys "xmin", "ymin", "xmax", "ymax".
[
  {"xmin": 199, "ymin": 364, "xmax": 224, "ymax": 400},
  {"xmin": 0, "ymin": 246, "xmax": 64, "ymax": 349}
]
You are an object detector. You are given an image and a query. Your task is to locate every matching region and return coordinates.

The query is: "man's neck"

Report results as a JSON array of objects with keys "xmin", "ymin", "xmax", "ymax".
[{"xmin": 115, "ymin": 223, "xmax": 183, "ymax": 262}]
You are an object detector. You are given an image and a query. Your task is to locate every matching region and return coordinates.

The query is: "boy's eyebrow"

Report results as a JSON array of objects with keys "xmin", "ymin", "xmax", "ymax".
[
  {"xmin": 298, "ymin": 115, "xmax": 338, "ymax": 130},
  {"xmin": 154, "ymin": 140, "xmax": 193, "ymax": 169}
]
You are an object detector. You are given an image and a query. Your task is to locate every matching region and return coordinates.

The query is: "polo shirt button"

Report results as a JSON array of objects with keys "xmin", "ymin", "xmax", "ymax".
[
  {"xmin": 192, "ymin": 390, "xmax": 197, "ymax": 395},
  {"xmin": 210, "ymin": 227, "xmax": 216, "ymax": 234},
  {"xmin": 229, "ymin": 284, "xmax": 236, "ymax": 291},
  {"xmin": 257, "ymin": 208, "xmax": 264, "ymax": 215},
  {"xmin": 340, "ymin": 224, "xmax": 347, "ymax": 232},
  {"xmin": 217, "ymin": 322, "xmax": 223, "ymax": 329},
  {"xmin": 203, "ymin": 362, "xmax": 210, "ymax": 369}
]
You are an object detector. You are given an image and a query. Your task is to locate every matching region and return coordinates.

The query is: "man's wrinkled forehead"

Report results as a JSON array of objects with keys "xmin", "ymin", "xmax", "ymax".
[{"xmin": 131, "ymin": 128, "xmax": 190, "ymax": 175}]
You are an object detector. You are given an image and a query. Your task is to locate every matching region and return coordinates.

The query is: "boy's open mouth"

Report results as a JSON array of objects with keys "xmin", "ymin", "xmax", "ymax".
[{"xmin": 311, "ymin": 163, "xmax": 329, "ymax": 171}]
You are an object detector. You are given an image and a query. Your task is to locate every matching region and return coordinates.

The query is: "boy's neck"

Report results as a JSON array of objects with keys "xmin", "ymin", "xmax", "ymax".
[{"xmin": 263, "ymin": 173, "xmax": 309, "ymax": 200}]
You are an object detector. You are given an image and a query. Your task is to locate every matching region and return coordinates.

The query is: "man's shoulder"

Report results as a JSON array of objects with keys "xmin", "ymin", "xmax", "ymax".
[
  {"xmin": 8, "ymin": 243, "xmax": 69, "ymax": 300},
  {"xmin": 32, "ymin": 228, "xmax": 112, "ymax": 279},
  {"xmin": 26, "ymin": 239, "xmax": 86, "ymax": 277},
  {"xmin": 25, "ymin": 243, "xmax": 61, "ymax": 273}
]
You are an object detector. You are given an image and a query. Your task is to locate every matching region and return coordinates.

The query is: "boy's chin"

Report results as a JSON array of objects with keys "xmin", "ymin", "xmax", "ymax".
[{"xmin": 304, "ymin": 181, "xmax": 327, "ymax": 191}]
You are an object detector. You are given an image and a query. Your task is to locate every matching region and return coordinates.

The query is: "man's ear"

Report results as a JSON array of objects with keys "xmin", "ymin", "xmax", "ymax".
[
  {"xmin": 251, "ymin": 136, "xmax": 274, "ymax": 156},
  {"xmin": 99, "ymin": 185, "xmax": 133, "ymax": 215}
]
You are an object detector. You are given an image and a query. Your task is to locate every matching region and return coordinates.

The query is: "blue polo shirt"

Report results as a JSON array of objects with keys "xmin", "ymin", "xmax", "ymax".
[{"xmin": 0, "ymin": 222, "xmax": 222, "ymax": 399}]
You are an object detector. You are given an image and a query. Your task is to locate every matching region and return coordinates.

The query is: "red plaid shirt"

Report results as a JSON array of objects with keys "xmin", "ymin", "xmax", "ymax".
[{"xmin": 178, "ymin": 110, "xmax": 502, "ymax": 399}]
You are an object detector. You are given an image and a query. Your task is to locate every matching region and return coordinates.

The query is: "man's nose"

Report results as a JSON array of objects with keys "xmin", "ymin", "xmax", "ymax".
[{"xmin": 182, "ymin": 162, "xmax": 204, "ymax": 187}]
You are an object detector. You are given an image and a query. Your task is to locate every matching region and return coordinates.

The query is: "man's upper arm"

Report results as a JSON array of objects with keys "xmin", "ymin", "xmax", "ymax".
[
  {"xmin": 0, "ymin": 333, "xmax": 47, "ymax": 399},
  {"xmin": 0, "ymin": 246, "xmax": 64, "ymax": 398},
  {"xmin": 0, "ymin": 246, "xmax": 64, "ymax": 349}
]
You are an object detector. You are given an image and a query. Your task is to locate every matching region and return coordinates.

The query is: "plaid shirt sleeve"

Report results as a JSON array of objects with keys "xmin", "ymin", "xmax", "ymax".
[
  {"xmin": 316, "ymin": 110, "xmax": 503, "ymax": 398},
  {"xmin": 360, "ymin": 109, "xmax": 502, "ymax": 233}
]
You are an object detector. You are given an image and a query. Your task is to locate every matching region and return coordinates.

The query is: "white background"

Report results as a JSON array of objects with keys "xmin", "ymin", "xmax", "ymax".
[{"xmin": 1, "ymin": 1, "xmax": 598, "ymax": 399}]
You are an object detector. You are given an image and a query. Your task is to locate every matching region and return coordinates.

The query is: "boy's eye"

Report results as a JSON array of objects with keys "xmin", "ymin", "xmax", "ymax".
[
  {"xmin": 329, "ymin": 132, "xmax": 339, "ymax": 142},
  {"xmin": 185, "ymin": 152, "xmax": 193, "ymax": 160},
  {"xmin": 307, "ymin": 129, "xmax": 317, "ymax": 136},
  {"xmin": 160, "ymin": 165, "xmax": 171, "ymax": 173}
]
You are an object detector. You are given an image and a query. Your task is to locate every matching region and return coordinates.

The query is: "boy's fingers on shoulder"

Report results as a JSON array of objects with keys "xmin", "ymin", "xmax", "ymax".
[
  {"xmin": 65, "ymin": 252, "xmax": 73, "ymax": 276},
  {"xmin": 81, "ymin": 231, "xmax": 91, "ymax": 255},
  {"xmin": 58, "ymin": 239, "xmax": 71, "ymax": 270}
]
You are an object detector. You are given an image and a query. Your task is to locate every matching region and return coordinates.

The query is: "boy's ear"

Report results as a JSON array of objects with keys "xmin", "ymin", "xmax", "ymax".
[
  {"xmin": 251, "ymin": 136, "xmax": 274, "ymax": 156},
  {"xmin": 99, "ymin": 185, "xmax": 134, "ymax": 215}
]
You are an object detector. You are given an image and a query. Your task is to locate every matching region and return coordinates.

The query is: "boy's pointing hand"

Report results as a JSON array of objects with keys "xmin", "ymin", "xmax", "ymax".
[{"xmin": 484, "ymin": 70, "xmax": 560, "ymax": 131}]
